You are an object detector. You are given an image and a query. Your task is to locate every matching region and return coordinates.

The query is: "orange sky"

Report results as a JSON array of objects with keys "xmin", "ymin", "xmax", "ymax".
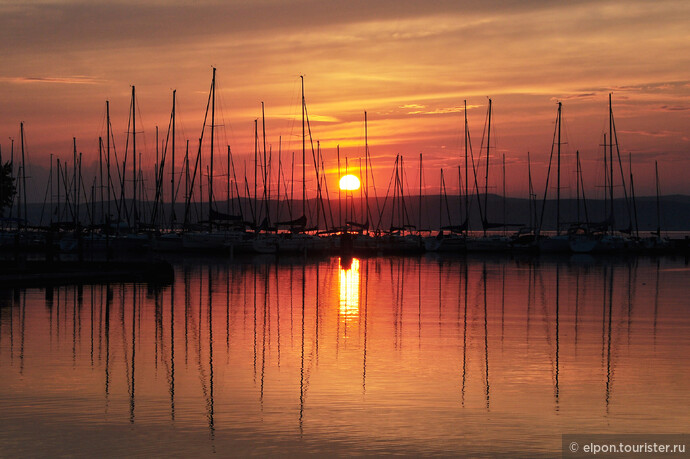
[{"xmin": 1, "ymin": 0, "xmax": 690, "ymax": 201}]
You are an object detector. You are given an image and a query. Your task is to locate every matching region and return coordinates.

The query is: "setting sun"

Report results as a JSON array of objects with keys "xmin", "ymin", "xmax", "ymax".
[{"xmin": 339, "ymin": 174, "xmax": 361, "ymax": 191}]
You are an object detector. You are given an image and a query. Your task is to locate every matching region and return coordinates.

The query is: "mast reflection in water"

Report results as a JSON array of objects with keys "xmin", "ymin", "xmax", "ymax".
[{"xmin": 0, "ymin": 256, "xmax": 688, "ymax": 457}]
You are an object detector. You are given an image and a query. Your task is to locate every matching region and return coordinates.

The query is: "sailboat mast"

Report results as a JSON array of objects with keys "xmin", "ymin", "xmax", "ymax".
[
  {"xmin": 464, "ymin": 100, "xmax": 469, "ymax": 234},
  {"xmin": 418, "ymin": 153, "xmax": 422, "ymax": 234},
  {"xmin": 629, "ymin": 153, "xmax": 639, "ymax": 238},
  {"xmin": 254, "ymin": 119, "xmax": 258, "ymax": 226},
  {"xmin": 99, "ymin": 137, "xmax": 104, "ymax": 224},
  {"xmin": 655, "ymin": 160, "xmax": 661, "ymax": 237},
  {"xmin": 132, "ymin": 86, "xmax": 137, "ymax": 227},
  {"xmin": 337, "ymin": 145, "xmax": 341, "ymax": 228},
  {"xmin": 528, "ymin": 151, "xmax": 534, "ymax": 230},
  {"xmin": 106, "ymin": 101, "xmax": 111, "ymax": 226},
  {"xmin": 484, "ymin": 99, "xmax": 492, "ymax": 237},
  {"xmin": 262, "ymin": 101, "xmax": 269, "ymax": 227},
  {"xmin": 556, "ymin": 101, "xmax": 562, "ymax": 236},
  {"xmin": 364, "ymin": 111, "xmax": 369, "ymax": 230},
  {"xmin": 301, "ymin": 76, "xmax": 306, "ymax": 220},
  {"xmin": 20, "ymin": 123, "xmax": 27, "ymax": 231},
  {"xmin": 608, "ymin": 93, "xmax": 614, "ymax": 232},
  {"xmin": 56, "ymin": 159, "xmax": 61, "ymax": 227},
  {"xmin": 171, "ymin": 90, "xmax": 176, "ymax": 227},
  {"xmin": 502, "ymin": 153, "xmax": 506, "ymax": 235},
  {"xmin": 227, "ymin": 145, "xmax": 231, "ymax": 215},
  {"xmin": 73, "ymin": 136, "xmax": 78, "ymax": 230},
  {"xmin": 575, "ymin": 150, "xmax": 581, "ymax": 225},
  {"xmin": 209, "ymin": 67, "xmax": 216, "ymax": 231},
  {"xmin": 49, "ymin": 154, "xmax": 53, "ymax": 226}
]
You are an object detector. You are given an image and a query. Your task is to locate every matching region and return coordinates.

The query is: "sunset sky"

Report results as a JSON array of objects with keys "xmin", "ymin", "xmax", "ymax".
[{"xmin": 1, "ymin": 0, "xmax": 689, "ymax": 202}]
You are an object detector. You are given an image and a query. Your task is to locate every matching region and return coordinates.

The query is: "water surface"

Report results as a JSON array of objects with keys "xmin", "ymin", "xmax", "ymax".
[{"xmin": 1, "ymin": 255, "xmax": 689, "ymax": 457}]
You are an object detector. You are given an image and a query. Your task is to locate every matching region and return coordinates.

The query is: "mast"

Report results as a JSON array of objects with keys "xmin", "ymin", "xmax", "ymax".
[
  {"xmin": 49, "ymin": 154, "xmax": 53, "ymax": 227},
  {"xmin": 603, "ymin": 133, "xmax": 608, "ymax": 223},
  {"xmin": 364, "ymin": 111, "xmax": 369, "ymax": 230},
  {"xmin": 484, "ymin": 99, "xmax": 492, "ymax": 236},
  {"xmin": 209, "ymin": 67, "xmax": 216, "ymax": 232},
  {"xmin": 132, "ymin": 86, "xmax": 137, "ymax": 228},
  {"xmin": 184, "ymin": 140, "xmax": 189, "ymax": 219},
  {"xmin": 464, "ymin": 100, "xmax": 469, "ymax": 234},
  {"xmin": 99, "ymin": 137, "xmax": 104, "ymax": 225},
  {"xmin": 171, "ymin": 90, "xmax": 176, "ymax": 227},
  {"xmin": 575, "ymin": 150, "xmax": 581, "ymax": 225},
  {"xmin": 418, "ymin": 153, "xmax": 422, "ymax": 234},
  {"xmin": 556, "ymin": 101, "xmax": 562, "ymax": 236},
  {"xmin": 337, "ymin": 145, "xmax": 341, "ymax": 228},
  {"xmin": 577, "ymin": 149, "xmax": 590, "ymax": 228},
  {"xmin": 57, "ymin": 159, "xmax": 61, "ymax": 227},
  {"xmin": 629, "ymin": 153, "xmax": 639, "ymax": 238},
  {"xmin": 527, "ymin": 152, "xmax": 534, "ymax": 230},
  {"xmin": 227, "ymin": 145, "xmax": 231, "ymax": 216},
  {"xmin": 262, "ymin": 101, "xmax": 269, "ymax": 227},
  {"xmin": 502, "ymin": 153, "xmax": 506, "ymax": 235},
  {"xmin": 655, "ymin": 161, "xmax": 661, "ymax": 237},
  {"xmin": 301, "ymin": 76, "xmax": 306, "ymax": 220},
  {"xmin": 608, "ymin": 93, "xmax": 614, "ymax": 233},
  {"xmin": 73, "ymin": 137, "xmax": 78, "ymax": 230},
  {"xmin": 8, "ymin": 138, "xmax": 13, "ymax": 223},
  {"xmin": 254, "ymin": 119, "xmax": 258, "ymax": 227},
  {"xmin": 20, "ymin": 123, "xmax": 27, "ymax": 231},
  {"xmin": 106, "ymin": 101, "xmax": 111, "ymax": 227}
]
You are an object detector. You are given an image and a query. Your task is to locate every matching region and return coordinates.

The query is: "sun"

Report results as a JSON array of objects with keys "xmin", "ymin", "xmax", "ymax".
[{"xmin": 339, "ymin": 174, "xmax": 361, "ymax": 191}]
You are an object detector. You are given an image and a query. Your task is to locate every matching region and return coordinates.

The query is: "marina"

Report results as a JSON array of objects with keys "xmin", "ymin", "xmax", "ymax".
[{"xmin": 3, "ymin": 2, "xmax": 690, "ymax": 455}]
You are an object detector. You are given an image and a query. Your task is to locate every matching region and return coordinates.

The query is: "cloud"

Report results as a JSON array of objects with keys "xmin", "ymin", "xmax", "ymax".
[
  {"xmin": 658, "ymin": 105, "xmax": 690, "ymax": 112},
  {"xmin": 619, "ymin": 129, "xmax": 679, "ymax": 138},
  {"xmin": 2, "ymin": 76, "xmax": 103, "ymax": 85},
  {"xmin": 552, "ymin": 93, "xmax": 597, "ymax": 101},
  {"xmin": 406, "ymin": 107, "xmax": 465, "ymax": 115}
]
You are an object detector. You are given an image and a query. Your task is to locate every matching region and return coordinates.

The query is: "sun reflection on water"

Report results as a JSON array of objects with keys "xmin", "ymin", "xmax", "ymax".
[{"xmin": 339, "ymin": 257, "xmax": 360, "ymax": 321}]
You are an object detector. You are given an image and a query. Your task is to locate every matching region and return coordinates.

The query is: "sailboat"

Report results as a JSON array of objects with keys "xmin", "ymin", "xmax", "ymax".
[
  {"xmin": 537, "ymin": 102, "xmax": 571, "ymax": 253},
  {"xmin": 570, "ymin": 94, "xmax": 632, "ymax": 253},
  {"xmin": 465, "ymin": 99, "xmax": 512, "ymax": 252},
  {"xmin": 176, "ymin": 68, "xmax": 253, "ymax": 253},
  {"xmin": 275, "ymin": 76, "xmax": 328, "ymax": 255},
  {"xmin": 426, "ymin": 101, "xmax": 471, "ymax": 253}
]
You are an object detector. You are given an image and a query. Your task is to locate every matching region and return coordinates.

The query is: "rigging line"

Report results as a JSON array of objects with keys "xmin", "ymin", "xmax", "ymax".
[
  {"xmin": 375, "ymin": 155, "xmax": 398, "ymax": 232},
  {"xmin": 537, "ymin": 105, "xmax": 560, "ymax": 235},
  {"xmin": 184, "ymin": 77, "xmax": 214, "ymax": 226}
]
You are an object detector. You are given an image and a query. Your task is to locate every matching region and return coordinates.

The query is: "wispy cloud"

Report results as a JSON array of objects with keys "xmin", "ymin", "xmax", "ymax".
[
  {"xmin": 406, "ymin": 107, "xmax": 465, "ymax": 115},
  {"xmin": 3, "ymin": 76, "xmax": 103, "ymax": 85},
  {"xmin": 552, "ymin": 93, "xmax": 597, "ymax": 101},
  {"xmin": 619, "ymin": 129, "xmax": 679, "ymax": 138},
  {"xmin": 658, "ymin": 105, "xmax": 690, "ymax": 112}
]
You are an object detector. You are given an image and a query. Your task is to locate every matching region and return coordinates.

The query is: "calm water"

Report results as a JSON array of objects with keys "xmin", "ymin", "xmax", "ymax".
[{"xmin": 1, "ymin": 255, "xmax": 689, "ymax": 457}]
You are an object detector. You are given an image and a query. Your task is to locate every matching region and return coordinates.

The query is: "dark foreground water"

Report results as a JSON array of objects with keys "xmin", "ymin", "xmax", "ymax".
[{"xmin": 1, "ymin": 255, "xmax": 689, "ymax": 457}]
